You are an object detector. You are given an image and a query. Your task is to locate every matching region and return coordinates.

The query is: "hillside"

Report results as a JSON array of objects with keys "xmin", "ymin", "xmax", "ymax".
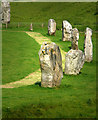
[{"xmin": 10, "ymin": 2, "xmax": 97, "ymax": 30}]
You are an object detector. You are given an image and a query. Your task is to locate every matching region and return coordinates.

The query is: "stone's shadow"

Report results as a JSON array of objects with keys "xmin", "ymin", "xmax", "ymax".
[
  {"xmin": 68, "ymin": 46, "xmax": 71, "ymax": 49},
  {"xmin": 79, "ymin": 72, "xmax": 82, "ymax": 74},
  {"xmin": 35, "ymin": 81, "xmax": 41, "ymax": 87}
]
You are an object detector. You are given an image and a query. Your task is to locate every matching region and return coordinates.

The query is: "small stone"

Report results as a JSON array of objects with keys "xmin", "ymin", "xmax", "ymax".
[
  {"xmin": 84, "ymin": 27, "xmax": 93, "ymax": 62},
  {"xmin": 65, "ymin": 49, "xmax": 85, "ymax": 75},
  {"xmin": 62, "ymin": 20, "xmax": 72, "ymax": 41},
  {"xmin": 29, "ymin": 23, "xmax": 33, "ymax": 31},
  {"xmin": 39, "ymin": 42, "xmax": 63, "ymax": 87},
  {"xmin": 71, "ymin": 28, "xmax": 79, "ymax": 50},
  {"xmin": 48, "ymin": 19, "xmax": 56, "ymax": 36}
]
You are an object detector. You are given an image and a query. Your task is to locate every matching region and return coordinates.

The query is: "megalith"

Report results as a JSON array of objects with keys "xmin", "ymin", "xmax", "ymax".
[
  {"xmin": 48, "ymin": 19, "xmax": 56, "ymax": 35},
  {"xmin": 62, "ymin": 20, "xmax": 72, "ymax": 41},
  {"xmin": 1, "ymin": 0, "xmax": 10, "ymax": 23},
  {"xmin": 71, "ymin": 28, "xmax": 79, "ymax": 50},
  {"xmin": 84, "ymin": 27, "xmax": 93, "ymax": 62},
  {"xmin": 65, "ymin": 28, "xmax": 85, "ymax": 75},
  {"xmin": 65, "ymin": 49, "xmax": 85, "ymax": 75},
  {"xmin": 39, "ymin": 42, "xmax": 63, "ymax": 87}
]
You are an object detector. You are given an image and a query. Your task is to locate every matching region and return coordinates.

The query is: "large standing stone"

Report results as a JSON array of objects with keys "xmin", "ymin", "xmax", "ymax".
[
  {"xmin": 48, "ymin": 19, "xmax": 56, "ymax": 35},
  {"xmin": 84, "ymin": 27, "xmax": 93, "ymax": 62},
  {"xmin": 62, "ymin": 20, "xmax": 72, "ymax": 41},
  {"xmin": 65, "ymin": 49, "xmax": 85, "ymax": 75},
  {"xmin": 1, "ymin": 0, "xmax": 10, "ymax": 23},
  {"xmin": 39, "ymin": 42, "xmax": 63, "ymax": 87},
  {"xmin": 71, "ymin": 28, "xmax": 79, "ymax": 50}
]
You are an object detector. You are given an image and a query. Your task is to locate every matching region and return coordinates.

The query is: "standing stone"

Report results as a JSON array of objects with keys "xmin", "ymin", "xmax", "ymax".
[
  {"xmin": 1, "ymin": 0, "xmax": 10, "ymax": 23},
  {"xmin": 48, "ymin": 19, "xmax": 56, "ymax": 35},
  {"xmin": 62, "ymin": 20, "xmax": 72, "ymax": 41},
  {"xmin": 29, "ymin": 23, "xmax": 33, "ymax": 31},
  {"xmin": 39, "ymin": 42, "xmax": 63, "ymax": 87},
  {"xmin": 71, "ymin": 28, "xmax": 79, "ymax": 50},
  {"xmin": 84, "ymin": 27, "xmax": 93, "ymax": 62},
  {"xmin": 65, "ymin": 49, "xmax": 85, "ymax": 75}
]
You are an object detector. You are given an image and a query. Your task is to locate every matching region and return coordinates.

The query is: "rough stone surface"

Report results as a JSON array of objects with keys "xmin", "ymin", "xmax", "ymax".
[
  {"xmin": 39, "ymin": 42, "xmax": 63, "ymax": 87},
  {"xmin": 48, "ymin": 19, "xmax": 56, "ymax": 35},
  {"xmin": 84, "ymin": 27, "xmax": 93, "ymax": 62},
  {"xmin": 71, "ymin": 28, "xmax": 79, "ymax": 50},
  {"xmin": 1, "ymin": 0, "xmax": 10, "ymax": 23},
  {"xmin": 62, "ymin": 20, "xmax": 72, "ymax": 41},
  {"xmin": 65, "ymin": 49, "xmax": 85, "ymax": 75}
]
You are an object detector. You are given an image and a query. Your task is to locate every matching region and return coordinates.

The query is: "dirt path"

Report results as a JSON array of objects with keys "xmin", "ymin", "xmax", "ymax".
[
  {"xmin": 2, "ymin": 69, "xmax": 41, "ymax": 88},
  {"xmin": 2, "ymin": 31, "xmax": 66, "ymax": 88},
  {"xmin": 26, "ymin": 32, "xmax": 66, "ymax": 68}
]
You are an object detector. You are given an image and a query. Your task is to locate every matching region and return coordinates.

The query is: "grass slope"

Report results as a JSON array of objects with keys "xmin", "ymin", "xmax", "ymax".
[
  {"xmin": 2, "ymin": 31, "xmax": 40, "ymax": 84},
  {"xmin": 10, "ymin": 2, "xmax": 97, "ymax": 30},
  {"xmin": 2, "ymin": 28, "xmax": 96, "ymax": 118}
]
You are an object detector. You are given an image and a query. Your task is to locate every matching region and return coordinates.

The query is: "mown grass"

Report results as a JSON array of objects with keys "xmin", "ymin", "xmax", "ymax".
[
  {"xmin": 2, "ymin": 28, "xmax": 96, "ymax": 118},
  {"xmin": 2, "ymin": 31, "xmax": 40, "ymax": 84},
  {"xmin": 2, "ymin": 79, "xmax": 96, "ymax": 118}
]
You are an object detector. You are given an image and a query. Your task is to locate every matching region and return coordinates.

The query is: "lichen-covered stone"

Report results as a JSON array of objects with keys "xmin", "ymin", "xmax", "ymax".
[
  {"xmin": 39, "ymin": 42, "xmax": 63, "ymax": 87},
  {"xmin": 71, "ymin": 28, "xmax": 79, "ymax": 50},
  {"xmin": 1, "ymin": 0, "xmax": 10, "ymax": 23},
  {"xmin": 62, "ymin": 20, "xmax": 72, "ymax": 41},
  {"xmin": 65, "ymin": 49, "xmax": 85, "ymax": 75},
  {"xmin": 84, "ymin": 27, "xmax": 93, "ymax": 62},
  {"xmin": 48, "ymin": 19, "xmax": 56, "ymax": 35}
]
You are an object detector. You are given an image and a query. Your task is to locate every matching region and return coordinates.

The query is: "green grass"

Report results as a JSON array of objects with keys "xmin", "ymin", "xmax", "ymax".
[
  {"xmin": 2, "ymin": 28, "xmax": 96, "ymax": 118},
  {"xmin": 2, "ymin": 31, "xmax": 40, "ymax": 84},
  {"xmin": 2, "ymin": 2, "xmax": 97, "ymax": 118},
  {"xmin": 2, "ymin": 79, "xmax": 96, "ymax": 118},
  {"xmin": 9, "ymin": 2, "xmax": 97, "ymax": 31}
]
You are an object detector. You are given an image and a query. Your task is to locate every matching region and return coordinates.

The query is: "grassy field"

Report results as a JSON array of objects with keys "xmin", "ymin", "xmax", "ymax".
[
  {"xmin": 2, "ymin": 28, "xmax": 96, "ymax": 118},
  {"xmin": 9, "ymin": 2, "xmax": 97, "ymax": 31},
  {"xmin": 2, "ymin": 31, "xmax": 40, "ymax": 84},
  {"xmin": 2, "ymin": 2, "xmax": 97, "ymax": 119}
]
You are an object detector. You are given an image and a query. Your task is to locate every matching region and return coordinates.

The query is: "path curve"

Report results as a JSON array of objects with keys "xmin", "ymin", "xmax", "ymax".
[{"xmin": 1, "ymin": 31, "xmax": 67, "ymax": 88}]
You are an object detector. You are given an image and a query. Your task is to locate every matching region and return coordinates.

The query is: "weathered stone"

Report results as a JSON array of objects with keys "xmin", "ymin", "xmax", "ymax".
[
  {"xmin": 71, "ymin": 28, "xmax": 79, "ymax": 50},
  {"xmin": 62, "ymin": 20, "xmax": 72, "ymax": 41},
  {"xmin": 39, "ymin": 42, "xmax": 63, "ymax": 87},
  {"xmin": 84, "ymin": 27, "xmax": 93, "ymax": 62},
  {"xmin": 1, "ymin": 0, "xmax": 10, "ymax": 23},
  {"xmin": 48, "ymin": 19, "xmax": 56, "ymax": 35},
  {"xmin": 65, "ymin": 49, "xmax": 85, "ymax": 75}
]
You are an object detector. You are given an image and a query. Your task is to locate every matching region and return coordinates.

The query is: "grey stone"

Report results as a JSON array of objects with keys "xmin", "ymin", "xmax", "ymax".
[
  {"xmin": 84, "ymin": 27, "xmax": 93, "ymax": 62},
  {"xmin": 71, "ymin": 28, "xmax": 79, "ymax": 50},
  {"xmin": 48, "ymin": 19, "xmax": 56, "ymax": 35},
  {"xmin": 1, "ymin": 0, "xmax": 10, "ymax": 23},
  {"xmin": 65, "ymin": 49, "xmax": 85, "ymax": 75},
  {"xmin": 62, "ymin": 20, "xmax": 72, "ymax": 41},
  {"xmin": 39, "ymin": 42, "xmax": 63, "ymax": 87}
]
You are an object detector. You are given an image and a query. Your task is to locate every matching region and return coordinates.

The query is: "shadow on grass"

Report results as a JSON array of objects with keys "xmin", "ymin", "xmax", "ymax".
[
  {"xmin": 35, "ymin": 81, "xmax": 41, "ymax": 87},
  {"xmin": 68, "ymin": 46, "xmax": 71, "ymax": 49}
]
